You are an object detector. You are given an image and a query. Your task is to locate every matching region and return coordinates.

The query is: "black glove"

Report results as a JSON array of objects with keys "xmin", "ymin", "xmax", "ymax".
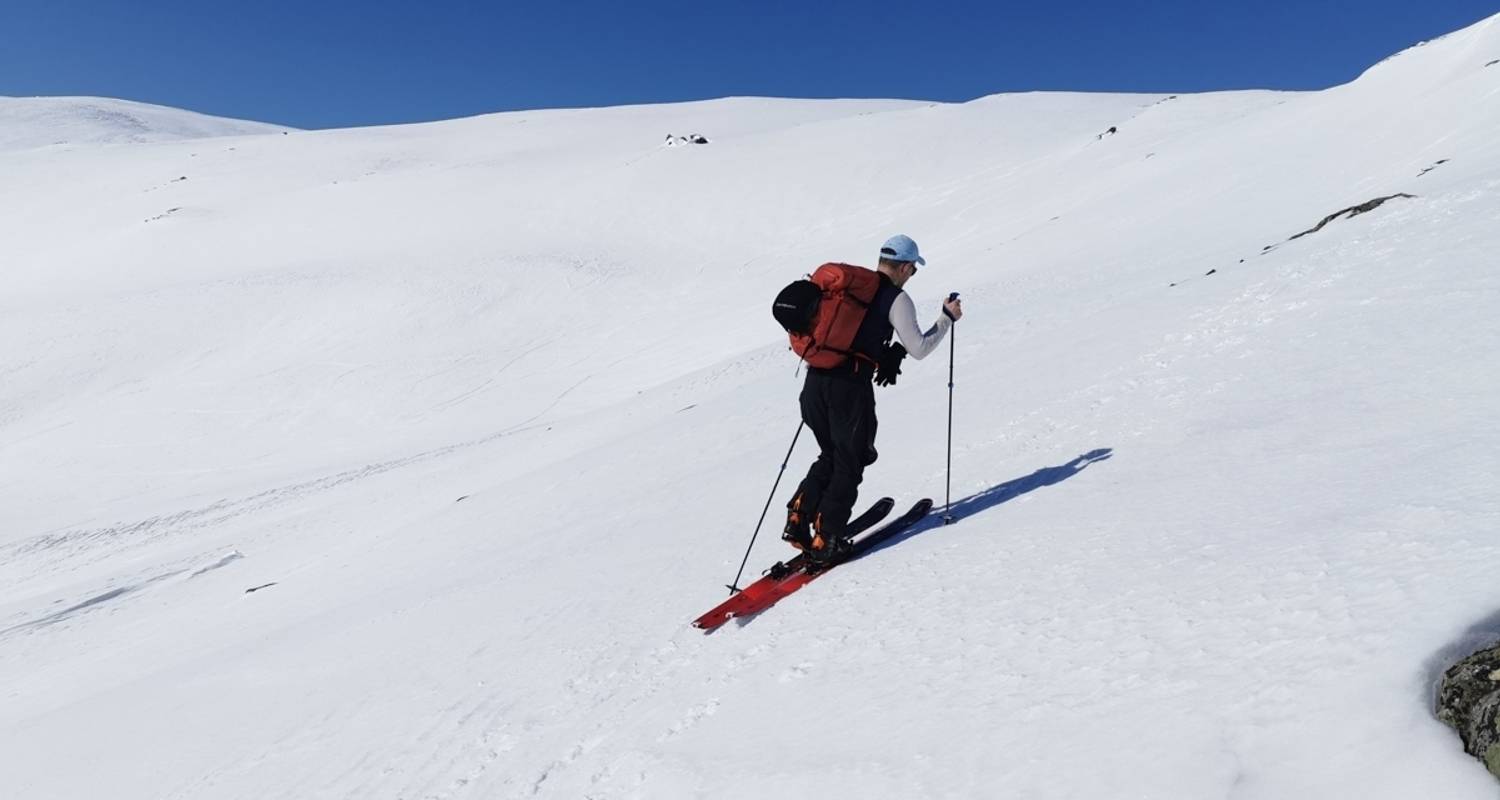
[{"xmin": 874, "ymin": 342, "xmax": 906, "ymax": 387}]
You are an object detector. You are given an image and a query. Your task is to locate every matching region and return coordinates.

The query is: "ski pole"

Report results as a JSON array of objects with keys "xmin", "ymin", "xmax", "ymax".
[
  {"xmin": 943, "ymin": 292, "xmax": 959, "ymax": 525},
  {"xmin": 726, "ymin": 420, "xmax": 804, "ymax": 593}
]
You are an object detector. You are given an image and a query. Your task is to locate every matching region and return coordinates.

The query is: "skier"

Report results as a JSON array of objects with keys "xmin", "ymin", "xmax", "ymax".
[{"xmin": 782, "ymin": 234, "xmax": 963, "ymax": 562}]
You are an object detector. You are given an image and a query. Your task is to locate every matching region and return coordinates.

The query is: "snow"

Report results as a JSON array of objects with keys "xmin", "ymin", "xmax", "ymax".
[
  {"xmin": 2, "ymin": 13, "xmax": 1499, "ymax": 799},
  {"xmin": 0, "ymin": 96, "xmax": 291, "ymax": 152}
]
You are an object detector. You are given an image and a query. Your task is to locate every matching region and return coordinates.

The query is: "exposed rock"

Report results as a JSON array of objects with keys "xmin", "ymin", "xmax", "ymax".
[
  {"xmin": 1437, "ymin": 642, "xmax": 1500, "ymax": 778},
  {"xmin": 664, "ymin": 133, "xmax": 710, "ymax": 147},
  {"xmin": 1288, "ymin": 193, "xmax": 1416, "ymax": 241}
]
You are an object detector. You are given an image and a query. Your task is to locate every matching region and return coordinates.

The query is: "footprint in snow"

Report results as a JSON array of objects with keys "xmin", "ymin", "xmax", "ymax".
[
  {"xmin": 658, "ymin": 698, "xmax": 720, "ymax": 741},
  {"xmin": 778, "ymin": 662, "xmax": 815, "ymax": 683}
]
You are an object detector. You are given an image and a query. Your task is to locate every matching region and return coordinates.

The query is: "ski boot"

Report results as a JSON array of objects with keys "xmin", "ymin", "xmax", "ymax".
[
  {"xmin": 803, "ymin": 515, "xmax": 852, "ymax": 566},
  {"xmin": 781, "ymin": 495, "xmax": 813, "ymax": 552}
]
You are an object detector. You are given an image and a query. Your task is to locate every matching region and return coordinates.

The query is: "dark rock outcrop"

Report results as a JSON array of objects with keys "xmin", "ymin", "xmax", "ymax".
[
  {"xmin": 1418, "ymin": 159, "xmax": 1450, "ymax": 177},
  {"xmin": 1288, "ymin": 194, "xmax": 1416, "ymax": 241},
  {"xmin": 1437, "ymin": 643, "xmax": 1500, "ymax": 778}
]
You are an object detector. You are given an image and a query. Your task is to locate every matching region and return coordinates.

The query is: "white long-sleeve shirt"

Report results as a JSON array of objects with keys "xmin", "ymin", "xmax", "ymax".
[{"xmin": 886, "ymin": 291, "xmax": 953, "ymax": 360}]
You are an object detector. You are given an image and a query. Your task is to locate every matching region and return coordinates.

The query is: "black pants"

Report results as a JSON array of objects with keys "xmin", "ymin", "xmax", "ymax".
[{"xmin": 791, "ymin": 369, "xmax": 879, "ymax": 539}]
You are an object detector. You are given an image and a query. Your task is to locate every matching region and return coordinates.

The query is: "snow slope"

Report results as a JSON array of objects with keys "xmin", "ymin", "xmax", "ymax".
[
  {"xmin": 2, "ymin": 14, "xmax": 1499, "ymax": 800},
  {"xmin": 0, "ymin": 96, "xmax": 291, "ymax": 152}
]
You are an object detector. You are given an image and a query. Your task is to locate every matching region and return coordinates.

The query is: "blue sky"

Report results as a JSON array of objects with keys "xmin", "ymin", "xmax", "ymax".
[{"xmin": 2, "ymin": 1, "xmax": 1495, "ymax": 129}]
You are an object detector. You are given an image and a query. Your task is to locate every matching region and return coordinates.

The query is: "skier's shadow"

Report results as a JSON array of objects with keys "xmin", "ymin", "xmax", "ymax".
[
  {"xmin": 865, "ymin": 447, "xmax": 1114, "ymax": 556},
  {"xmin": 726, "ymin": 449, "xmax": 1112, "ymax": 630}
]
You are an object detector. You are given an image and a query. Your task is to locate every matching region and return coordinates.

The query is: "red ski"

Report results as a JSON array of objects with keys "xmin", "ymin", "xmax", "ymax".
[
  {"xmin": 693, "ymin": 498, "xmax": 932, "ymax": 632},
  {"xmin": 692, "ymin": 498, "xmax": 893, "ymax": 631}
]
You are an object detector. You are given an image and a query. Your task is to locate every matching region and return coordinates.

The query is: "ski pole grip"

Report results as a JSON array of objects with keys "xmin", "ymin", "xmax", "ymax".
[{"xmin": 943, "ymin": 292, "xmax": 960, "ymax": 321}]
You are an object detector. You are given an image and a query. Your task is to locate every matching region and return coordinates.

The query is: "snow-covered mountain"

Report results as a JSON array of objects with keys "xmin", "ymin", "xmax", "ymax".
[
  {"xmin": 2, "ymin": 13, "xmax": 1499, "ymax": 800},
  {"xmin": 0, "ymin": 95, "xmax": 291, "ymax": 152}
]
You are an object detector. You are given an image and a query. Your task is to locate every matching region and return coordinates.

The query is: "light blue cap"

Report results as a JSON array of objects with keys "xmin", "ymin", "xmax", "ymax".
[{"xmin": 879, "ymin": 234, "xmax": 926, "ymax": 265}]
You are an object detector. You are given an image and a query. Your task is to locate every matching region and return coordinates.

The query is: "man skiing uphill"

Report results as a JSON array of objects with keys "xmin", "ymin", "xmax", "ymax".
[{"xmin": 781, "ymin": 234, "xmax": 963, "ymax": 563}]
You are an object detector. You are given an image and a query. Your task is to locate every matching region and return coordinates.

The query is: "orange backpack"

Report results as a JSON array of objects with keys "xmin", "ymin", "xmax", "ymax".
[{"xmin": 771, "ymin": 263, "xmax": 882, "ymax": 369}]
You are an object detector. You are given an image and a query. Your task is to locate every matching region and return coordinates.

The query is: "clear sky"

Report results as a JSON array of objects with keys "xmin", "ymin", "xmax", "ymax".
[{"xmin": 2, "ymin": 1, "xmax": 1495, "ymax": 129}]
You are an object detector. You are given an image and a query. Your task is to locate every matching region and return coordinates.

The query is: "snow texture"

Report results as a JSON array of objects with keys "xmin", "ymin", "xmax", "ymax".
[
  {"xmin": 2, "ymin": 13, "xmax": 1500, "ymax": 800},
  {"xmin": 0, "ymin": 96, "xmax": 290, "ymax": 152}
]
